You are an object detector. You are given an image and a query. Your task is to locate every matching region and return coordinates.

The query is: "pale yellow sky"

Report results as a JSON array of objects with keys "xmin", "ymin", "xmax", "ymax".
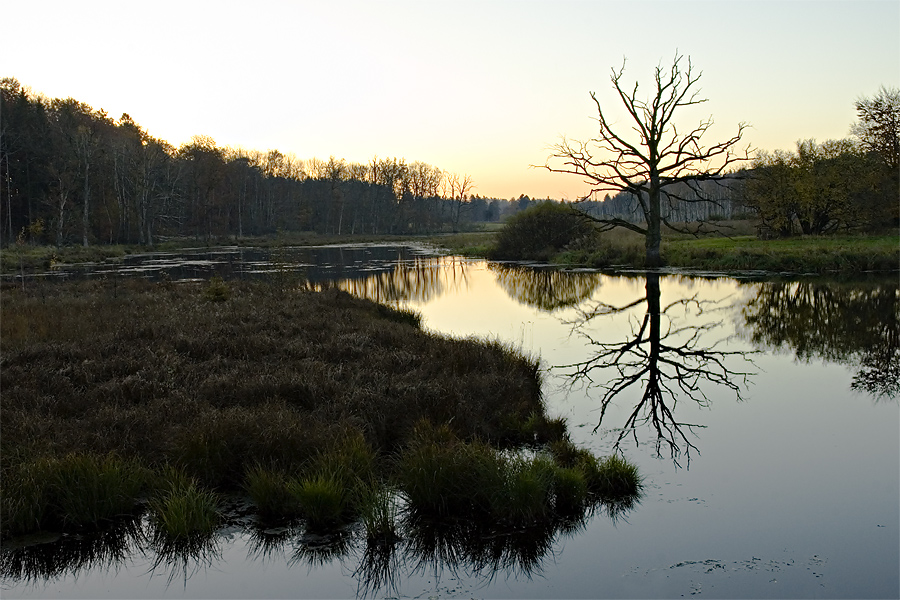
[{"xmin": 4, "ymin": 0, "xmax": 898, "ymax": 199}]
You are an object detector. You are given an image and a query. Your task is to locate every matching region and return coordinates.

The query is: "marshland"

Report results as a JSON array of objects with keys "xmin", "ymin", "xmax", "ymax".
[
  {"xmin": 2, "ymin": 21, "xmax": 898, "ymax": 595},
  {"xmin": 1, "ymin": 244, "xmax": 897, "ymax": 598}
]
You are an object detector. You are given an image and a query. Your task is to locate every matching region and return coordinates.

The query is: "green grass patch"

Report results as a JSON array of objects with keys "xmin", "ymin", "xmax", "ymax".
[
  {"xmin": 288, "ymin": 473, "xmax": 347, "ymax": 530},
  {"xmin": 243, "ymin": 464, "xmax": 299, "ymax": 521},
  {"xmin": 663, "ymin": 234, "xmax": 900, "ymax": 273},
  {"xmin": 397, "ymin": 420, "xmax": 642, "ymax": 526},
  {"xmin": 0, "ymin": 453, "xmax": 149, "ymax": 536},
  {"xmin": 148, "ymin": 471, "xmax": 221, "ymax": 539}
]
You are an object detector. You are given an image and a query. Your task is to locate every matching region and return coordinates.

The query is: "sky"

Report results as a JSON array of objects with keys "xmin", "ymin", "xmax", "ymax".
[{"xmin": 4, "ymin": 0, "xmax": 899, "ymax": 200}]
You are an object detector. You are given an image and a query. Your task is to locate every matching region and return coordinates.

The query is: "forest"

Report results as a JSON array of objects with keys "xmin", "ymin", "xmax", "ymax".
[{"xmin": 0, "ymin": 78, "xmax": 538, "ymax": 248}]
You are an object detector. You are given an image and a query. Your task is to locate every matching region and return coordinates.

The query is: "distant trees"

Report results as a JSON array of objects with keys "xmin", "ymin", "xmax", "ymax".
[
  {"xmin": 543, "ymin": 54, "xmax": 750, "ymax": 265},
  {"xmin": 2, "ymin": 79, "xmax": 541, "ymax": 248},
  {"xmin": 853, "ymin": 86, "xmax": 899, "ymax": 226},
  {"xmin": 741, "ymin": 139, "xmax": 882, "ymax": 236},
  {"xmin": 742, "ymin": 87, "xmax": 899, "ymax": 236}
]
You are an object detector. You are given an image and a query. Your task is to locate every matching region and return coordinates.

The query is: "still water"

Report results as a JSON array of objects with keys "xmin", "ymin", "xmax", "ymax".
[{"xmin": 2, "ymin": 245, "xmax": 898, "ymax": 598}]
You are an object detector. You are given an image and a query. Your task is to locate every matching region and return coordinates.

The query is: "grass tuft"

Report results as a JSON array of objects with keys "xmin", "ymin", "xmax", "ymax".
[
  {"xmin": 243, "ymin": 464, "xmax": 299, "ymax": 521},
  {"xmin": 0, "ymin": 453, "xmax": 148, "ymax": 536},
  {"xmin": 288, "ymin": 473, "xmax": 347, "ymax": 531},
  {"xmin": 148, "ymin": 470, "xmax": 220, "ymax": 539}
]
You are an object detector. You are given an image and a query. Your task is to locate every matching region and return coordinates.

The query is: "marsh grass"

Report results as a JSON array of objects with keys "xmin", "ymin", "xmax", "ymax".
[
  {"xmin": 203, "ymin": 275, "xmax": 230, "ymax": 302},
  {"xmin": 662, "ymin": 234, "xmax": 900, "ymax": 272},
  {"xmin": 592, "ymin": 454, "xmax": 644, "ymax": 499},
  {"xmin": 243, "ymin": 465, "xmax": 299, "ymax": 521},
  {"xmin": 287, "ymin": 474, "xmax": 347, "ymax": 530},
  {"xmin": 552, "ymin": 467, "xmax": 590, "ymax": 516},
  {"xmin": 359, "ymin": 487, "xmax": 400, "ymax": 544},
  {"xmin": 1, "ymin": 278, "xmax": 639, "ymax": 539},
  {"xmin": 148, "ymin": 471, "xmax": 221, "ymax": 539},
  {"xmin": 0, "ymin": 453, "xmax": 149, "ymax": 536},
  {"xmin": 398, "ymin": 420, "xmax": 642, "ymax": 527}
]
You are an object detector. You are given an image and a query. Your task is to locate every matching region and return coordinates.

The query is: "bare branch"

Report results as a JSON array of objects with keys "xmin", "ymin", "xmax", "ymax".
[{"xmin": 541, "ymin": 55, "xmax": 753, "ymax": 266}]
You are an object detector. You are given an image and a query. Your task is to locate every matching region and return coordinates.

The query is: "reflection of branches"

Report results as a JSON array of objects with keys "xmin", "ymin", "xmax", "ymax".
[
  {"xmin": 559, "ymin": 274, "xmax": 755, "ymax": 466},
  {"xmin": 490, "ymin": 264, "xmax": 604, "ymax": 311}
]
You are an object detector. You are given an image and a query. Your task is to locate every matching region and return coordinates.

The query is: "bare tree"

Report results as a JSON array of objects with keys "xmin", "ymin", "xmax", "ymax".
[
  {"xmin": 543, "ymin": 54, "xmax": 751, "ymax": 266},
  {"xmin": 445, "ymin": 172, "xmax": 475, "ymax": 232}
]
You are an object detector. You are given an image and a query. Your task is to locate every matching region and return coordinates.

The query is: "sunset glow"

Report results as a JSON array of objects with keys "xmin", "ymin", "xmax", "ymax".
[{"xmin": 5, "ymin": 0, "xmax": 898, "ymax": 199}]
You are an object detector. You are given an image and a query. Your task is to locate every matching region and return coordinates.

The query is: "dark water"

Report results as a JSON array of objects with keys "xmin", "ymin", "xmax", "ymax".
[{"xmin": 2, "ymin": 245, "xmax": 898, "ymax": 599}]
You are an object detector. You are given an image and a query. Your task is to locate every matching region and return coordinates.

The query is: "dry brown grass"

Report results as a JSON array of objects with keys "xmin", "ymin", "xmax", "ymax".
[{"xmin": 1, "ymin": 279, "xmax": 544, "ymax": 492}]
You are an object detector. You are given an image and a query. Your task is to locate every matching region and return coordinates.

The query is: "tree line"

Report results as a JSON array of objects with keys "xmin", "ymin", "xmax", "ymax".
[
  {"xmin": 740, "ymin": 86, "xmax": 899, "ymax": 236},
  {"xmin": 0, "ymin": 78, "xmax": 534, "ymax": 248}
]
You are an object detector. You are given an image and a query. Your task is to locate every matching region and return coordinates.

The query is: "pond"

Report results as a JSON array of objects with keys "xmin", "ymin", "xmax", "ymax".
[{"xmin": 2, "ymin": 245, "xmax": 898, "ymax": 599}]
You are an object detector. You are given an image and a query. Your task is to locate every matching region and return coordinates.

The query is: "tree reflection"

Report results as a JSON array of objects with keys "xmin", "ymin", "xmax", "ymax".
[
  {"xmin": 558, "ymin": 273, "xmax": 755, "ymax": 466},
  {"xmin": 308, "ymin": 256, "xmax": 470, "ymax": 305},
  {"xmin": 490, "ymin": 264, "xmax": 604, "ymax": 311},
  {"xmin": 741, "ymin": 279, "xmax": 899, "ymax": 400}
]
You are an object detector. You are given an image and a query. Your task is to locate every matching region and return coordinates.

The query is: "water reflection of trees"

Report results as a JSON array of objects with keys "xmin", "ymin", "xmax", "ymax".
[
  {"xmin": 558, "ymin": 274, "xmax": 755, "ymax": 466},
  {"xmin": 490, "ymin": 264, "xmax": 605, "ymax": 311},
  {"xmin": 308, "ymin": 256, "xmax": 470, "ymax": 305},
  {"xmin": 741, "ymin": 279, "xmax": 900, "ymax": 400}
]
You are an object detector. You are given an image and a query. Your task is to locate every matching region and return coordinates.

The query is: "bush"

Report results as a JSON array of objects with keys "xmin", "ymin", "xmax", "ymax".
[{"xmin": 490, "ymin": 202, "xmax": 601, "ymax": 261}]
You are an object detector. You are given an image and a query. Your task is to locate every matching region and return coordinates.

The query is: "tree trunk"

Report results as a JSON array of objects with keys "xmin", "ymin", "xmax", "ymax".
[
  {"xmin": 646, "ymin": 177, "xmax": 663, "ymax": 267},
  {"xmin": 82, "ymin": 156, "xmax": 90, "ymax": 247}
]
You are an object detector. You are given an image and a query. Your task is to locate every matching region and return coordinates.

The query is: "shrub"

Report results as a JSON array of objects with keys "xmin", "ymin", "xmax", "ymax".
[{"xmin": 490, "ymin": 202, "xmax": 601, "ymax": 261}]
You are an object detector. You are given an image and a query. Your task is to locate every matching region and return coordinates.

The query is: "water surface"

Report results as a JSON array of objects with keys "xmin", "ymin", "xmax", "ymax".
[{"xmin": 3, "ymin": 246, "xmax": 897, "ymax": 598}]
